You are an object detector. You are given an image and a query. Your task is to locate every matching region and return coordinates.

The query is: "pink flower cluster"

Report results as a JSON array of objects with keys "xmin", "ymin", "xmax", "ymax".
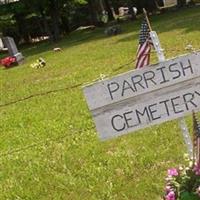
[
  {"xmin": 165, "ymin": 191, "xmax": 176, "ymax": 200},
  {"xmin": 193, "ymin": 163, "xmax": 200, "ymax": 175},
  {"xmin": 164, "ymin": 168, "xmax": 178, "ymax": 200},
  {"xmin": 164, "ymin": 163, "xmax": 200, "ymax": 200},
  {"xmin": 167, "ymin": 168, "xmax": 179, "ymax": 177}
]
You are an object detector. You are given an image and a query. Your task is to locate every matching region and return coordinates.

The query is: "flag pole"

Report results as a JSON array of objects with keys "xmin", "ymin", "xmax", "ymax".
[
  {"xmin": 142, "ymin": 8, "xmax": 194, "ymax": 158},
  {"xmin": 143, "ymin": 8, "xmax": 153, "ymax": 32}
]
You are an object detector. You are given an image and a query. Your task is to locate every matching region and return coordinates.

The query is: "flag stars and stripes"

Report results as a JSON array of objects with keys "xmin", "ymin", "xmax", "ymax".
[
  {"xmin": 139, "ymin": 21, "xmax": 150, "ymax": 44},
  {"xmin": 136, "ymin": 19, "xmax": 153, "ymax": 69}
]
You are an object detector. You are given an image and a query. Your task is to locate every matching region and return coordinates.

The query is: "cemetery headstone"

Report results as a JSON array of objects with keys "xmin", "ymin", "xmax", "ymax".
[
  {"xmin": 0, "ymin": 38, "xmax": 7, "ymax": 52},
  {"xmin": 2, "ymin": 37, "xmax": 24, "ymax": 64}
]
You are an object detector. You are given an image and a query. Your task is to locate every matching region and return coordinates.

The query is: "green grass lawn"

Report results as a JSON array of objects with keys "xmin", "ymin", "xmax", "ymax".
[{"xmin": 0, "ymin": 7, "xmax": 200, "ymax": 200}]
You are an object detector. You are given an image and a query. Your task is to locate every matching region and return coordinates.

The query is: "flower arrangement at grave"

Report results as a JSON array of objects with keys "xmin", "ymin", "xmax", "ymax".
[
  {"xmin": 163, "ymin": 113, "xmax": 200, "ymax": 200},
  {"xmin": 0, "ymin": 56, "xmax": 16, "ymax": 68},
  {"xmin": 30, "ymin": 57, "xmax": 46, "ymax": 69}
]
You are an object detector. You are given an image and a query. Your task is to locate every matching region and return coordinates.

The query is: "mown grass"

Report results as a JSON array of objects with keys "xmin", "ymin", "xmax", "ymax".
[{"xmin": 0, "ymin": 7, "xmax": 200, "ymax": 200}]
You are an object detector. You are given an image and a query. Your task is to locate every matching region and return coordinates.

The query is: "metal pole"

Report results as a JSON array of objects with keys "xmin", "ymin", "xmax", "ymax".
[{"xmin": 143, "ymin": 9, "xmax": 193, "ymax": 158}]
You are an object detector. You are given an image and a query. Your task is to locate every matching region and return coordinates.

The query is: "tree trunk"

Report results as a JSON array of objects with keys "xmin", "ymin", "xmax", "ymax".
[
  {"xmin": 39, "ymin": 8, "xmax": 53, "ymax": 41},
  {"xmin": 103, "ymin": 0, "xmax": 114, "ymax": 21},
  {"xmin": 61, "ymin": 15, "xmax": 70, "ymax": 34},
  {"xmin": 49, "ymin": 0, "xmax": 60, "ymax": 41},
  {"xmin": 88, "ymin": 0, "xmax": 99, "ymax": 25},
  {"xmin": 15, "ymin": 14, "xmax": 30, "ymax": 43},
  {"xmin": 113, "ymin": 6, "xmax": 119, "ymax": 15}
]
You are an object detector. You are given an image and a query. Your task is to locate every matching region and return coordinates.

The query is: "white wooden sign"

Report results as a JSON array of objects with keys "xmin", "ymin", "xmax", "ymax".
[{"xmin": 83, "ymin": 52, "xmax": 200, "ymax": 140}]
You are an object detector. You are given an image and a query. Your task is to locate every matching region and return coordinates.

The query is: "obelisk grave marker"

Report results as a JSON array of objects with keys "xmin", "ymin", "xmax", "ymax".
[{"xmin": 83, "ymin": 52, "xmax": 200, "ymax": 140}]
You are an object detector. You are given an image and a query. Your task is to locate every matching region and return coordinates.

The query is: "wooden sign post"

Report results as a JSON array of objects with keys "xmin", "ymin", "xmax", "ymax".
[{"xmin": 83, "ymin": 52, "xmax": 200, "ymax": 140}]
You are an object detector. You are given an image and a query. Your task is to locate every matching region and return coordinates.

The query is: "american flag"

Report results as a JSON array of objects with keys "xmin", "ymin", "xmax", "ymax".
[
  {"xmin": 135, "ymin": 19, "xmax": 153, "ymax": 69},
  {"xmin": 193, "ymin": 112, "xmax": 200, "ymax": 164}
]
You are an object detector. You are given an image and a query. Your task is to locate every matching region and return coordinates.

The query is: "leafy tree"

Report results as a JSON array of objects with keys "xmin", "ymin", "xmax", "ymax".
[
  {"xmin": 0, "ymin": 0, "xmax": 175, "ymax": 44},
  {"xmin": 20, "ymin": 0, "xmax": 89, "ymax": 41},
  {"xmin": 21, "ymin": 0, "xmax": 52, "ymax": 40}
]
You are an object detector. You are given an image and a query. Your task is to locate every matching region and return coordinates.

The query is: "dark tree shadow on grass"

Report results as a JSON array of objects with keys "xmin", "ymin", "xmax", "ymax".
[{"xmin": 20, "ymin": 29, "xmax": 108, "ymax": 59}]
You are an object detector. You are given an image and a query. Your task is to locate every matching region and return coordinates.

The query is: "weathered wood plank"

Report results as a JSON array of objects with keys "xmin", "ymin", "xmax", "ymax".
[
  {"xmin": 93, "ymin": 78, "xmax": 200, "ymax": 140},
  {"xmin": 83, "ymin": 52, "xmax": 200, "ymax": 140},
  {"xmin": 84, "ymin": 52, "xmax": 200, "ymax": 111}
]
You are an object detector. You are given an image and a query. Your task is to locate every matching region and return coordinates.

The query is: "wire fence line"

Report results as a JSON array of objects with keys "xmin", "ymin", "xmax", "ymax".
[
  {"xmin": 0, "ymin": 47, "xmax": 197, "ymax": 108},
  {"xmin": 0, "ymin": 49, "xmax": 198, "ymax": 157},
  {"xmin": 0, "ymin": 60, "xmax": 133, "ymax": 157},
  {"xmin": 0, "ymin": 134, "xmax": 67, "ymax": 158},
  {"xmin": 0, "ymin": 126, "xmax": 95, "ymax": 158},
  {"xmin": 0, "ymin": 58, "xmax": 134, "ymax": 157},
  {"xmin": 0, "ymin": 59, "xmax": 134, "ymax": 108},
  {"xmin": 0, "ymin": 83, "xmax": 83, "ymax": 108}
]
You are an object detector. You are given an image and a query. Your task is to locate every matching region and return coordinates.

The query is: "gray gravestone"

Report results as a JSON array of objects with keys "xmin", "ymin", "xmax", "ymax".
[{"xmin": 2, "ymin": 37, "xmax": 24, "ymax": 64}]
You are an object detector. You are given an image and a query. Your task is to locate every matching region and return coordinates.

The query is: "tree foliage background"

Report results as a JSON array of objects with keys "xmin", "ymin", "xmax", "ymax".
[{"xmin": 0, "ymin": 0, "xmax": 192, "ymax": 44}]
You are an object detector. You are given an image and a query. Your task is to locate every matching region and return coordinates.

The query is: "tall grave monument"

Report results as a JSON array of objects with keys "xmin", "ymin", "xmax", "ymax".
[{"xmin": 2, "ymin": 37, "xmax": 24, "ymax": 64}]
